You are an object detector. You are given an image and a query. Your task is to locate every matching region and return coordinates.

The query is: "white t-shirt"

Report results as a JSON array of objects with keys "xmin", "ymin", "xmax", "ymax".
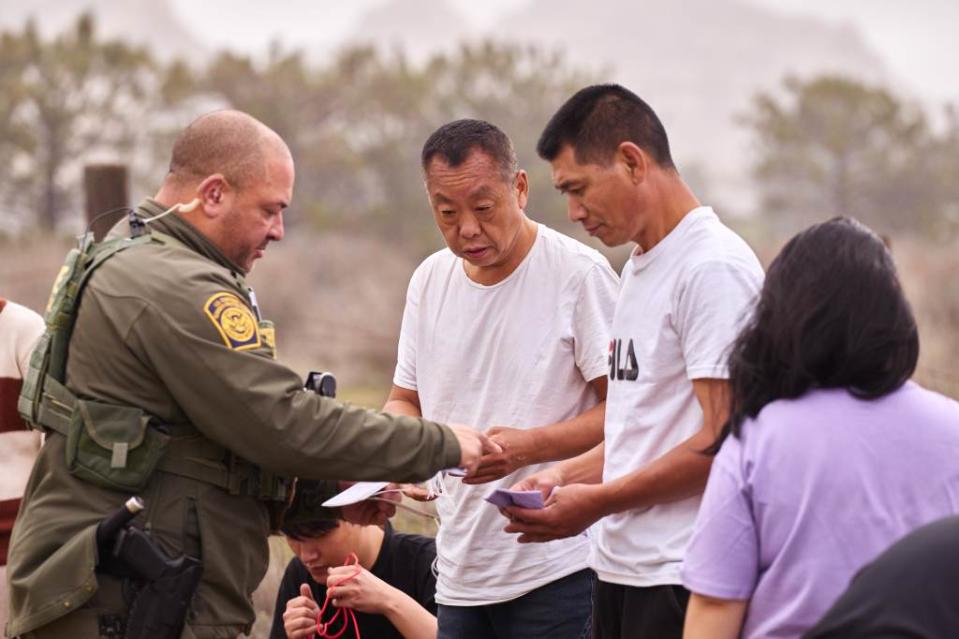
[
  {"xmin": 394, "ymin": 223, "xmax": 619, "ymax": 605},
  {"xmin": 591, "ymin": 206, "xmax": 764, "ymax": 588}
]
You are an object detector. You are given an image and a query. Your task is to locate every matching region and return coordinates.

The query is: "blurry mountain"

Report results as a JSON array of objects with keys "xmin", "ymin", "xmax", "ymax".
[
  {"xmin": 494, "ymin": 0, "xmax": 890, "ymax": 207},
  {"xmin": 0, "ymin": 0, "xmax": 207, "ymax": 62},
  {"xmin": 2, "ymin": 0, "xmax": 899, "ymax": 213},
  {"xmin": 344, "ymin": 0, "xmax": 891, "ymax": 212},
  {"xmin": 348, "ymin": 0, "xmax": 475, "ymax": 60}
]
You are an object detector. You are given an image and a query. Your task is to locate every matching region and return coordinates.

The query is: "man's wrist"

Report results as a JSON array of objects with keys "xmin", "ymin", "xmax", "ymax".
[
  {"xmin": 600, "ymin": 475, "xmax": 650, "ymax": 516},
  {"xmin": 551, "ymin": 463, "xmax": 569, "ymax": 488},
  {"xmin": 381, "ymin": 586, "xmax": 409, "ymax": 619},
  {"xmin": 588, "ymin": 482, "xmax": 619, "ymax": 518},
  {"xmin": 521, "ymin": 427, "xmax": 547, "ymax": 466}
]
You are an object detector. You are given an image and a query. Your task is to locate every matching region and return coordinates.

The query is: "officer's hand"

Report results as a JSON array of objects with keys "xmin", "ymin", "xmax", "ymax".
[
  {"xmin": 450, "ymin": 424, "xmax": 502, "ymax": 477},
  {"xmin": 283, "ymin": 583, "xmax": 319, "ymax": 639},
  {"xmin": 464, "ymin": 426, "xmax": 537, "ymax": 485},
  {"xmin": 339, "ymin": 481, "xmax": 400, "ymax": 526}
]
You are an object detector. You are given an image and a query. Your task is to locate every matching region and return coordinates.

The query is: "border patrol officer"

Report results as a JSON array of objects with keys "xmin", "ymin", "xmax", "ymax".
[{"xmin": 6, "ymin": 111, "xmax": 488, "ymax": 638}]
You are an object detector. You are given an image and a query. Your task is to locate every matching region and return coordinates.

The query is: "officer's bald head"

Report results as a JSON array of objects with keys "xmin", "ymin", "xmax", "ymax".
[
  {"xmin": 165, "ymin": 110, "xmax": 290, "ymax": 190},
  {"xmin": 156, "ymin": 110, "xmax": 294, "ymax": 273}
]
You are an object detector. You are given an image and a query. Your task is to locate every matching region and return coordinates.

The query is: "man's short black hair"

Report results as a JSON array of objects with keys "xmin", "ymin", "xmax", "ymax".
[
  {"xmin": 536, "ymin": 84, "xmax": 675, "ymax": 169},
  {"xmin": 280, "ymin": 517, "xmax": 339, "ymax": 542},
  {"xmin": 421, "ymin": 119, "xmax": 518, "ymax": 183},
  {"xmin": 279, "ymin": 479, "xmax": 341, "ymax": 541}
]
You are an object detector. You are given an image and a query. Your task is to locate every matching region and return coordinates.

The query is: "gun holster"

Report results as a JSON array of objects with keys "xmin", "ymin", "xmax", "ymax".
[{"xmin": 98, "ymin": 506, "xmax": 201, "ymax": 639}]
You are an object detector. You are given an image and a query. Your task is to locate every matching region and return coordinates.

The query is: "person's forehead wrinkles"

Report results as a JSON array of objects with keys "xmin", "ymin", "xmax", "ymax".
[
  {"xmin": 468, "ymin": 184, "xmax": 499, "ymax": 200},
  {"xmin": 430, "ymin": 191, "xmax": 454, "ymax": 205},
  {"xmin": 430, "ymin": 153, "xmax": 501, "ymax": 182},
  {"xmin": 430, "ymin": 173, "xmax": 499, "ymax": 204}
]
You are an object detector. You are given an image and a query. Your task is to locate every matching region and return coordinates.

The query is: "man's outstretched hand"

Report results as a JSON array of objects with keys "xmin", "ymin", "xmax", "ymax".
[
  {"xmin": 463, "ymin": 426, "xmax": 537, "ymax": 485},
  {"xmin": 451, "ymin": 424, "xmax": 502, "ymax": 477}
]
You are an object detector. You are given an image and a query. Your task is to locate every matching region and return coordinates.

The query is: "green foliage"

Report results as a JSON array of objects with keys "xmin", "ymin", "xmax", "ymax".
[
  {"xmin": 0, "ymin": 19, "xmax": 563, "ymax": 240},
  {"xmin": 6, "ymin": 15, "xmax": 959, "ymax": 248},
  {"xmin": 185, "ymin": 41, "xmax": 593, "ymax": 251},
  {"xmin": 2, "ymin": 17, "xmax": 589, "ymax": 243},
  {"xmin": 0, "ymin": 14, "xmax": 153, "ymax": 230},
  {"xmin": 744, "ymin": 75, "xmax": 958, "ymax": 238}
]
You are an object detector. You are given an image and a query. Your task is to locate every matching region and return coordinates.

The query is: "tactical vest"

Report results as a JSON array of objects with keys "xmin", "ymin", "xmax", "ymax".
[{"xmin": 18, "ymin": 222, "xmax": 291, "ymax": 504}]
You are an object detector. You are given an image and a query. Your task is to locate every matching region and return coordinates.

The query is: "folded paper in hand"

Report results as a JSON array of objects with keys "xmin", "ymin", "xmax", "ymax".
[
  {"xmin": 484, "ymin": 489, "xmax": 545, "ymax": 509},
  {"xmin": 321, "ymin": 481, "xmax": 390, "ymax": 508}
]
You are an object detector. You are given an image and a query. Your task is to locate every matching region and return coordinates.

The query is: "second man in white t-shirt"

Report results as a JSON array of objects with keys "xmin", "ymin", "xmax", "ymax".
[
  {"xmin": 502, "ymin": 85, "xmax": 764, "ymax": 639},
  {"xmin": 385, "ymin": 119, "xmax": 619, "ymax": 638}
]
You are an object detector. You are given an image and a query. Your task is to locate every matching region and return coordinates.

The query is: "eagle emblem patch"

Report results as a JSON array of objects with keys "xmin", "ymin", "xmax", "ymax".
[{"xmin": 204, "ymin": 292, "xmax": 261, "ymax": 351}]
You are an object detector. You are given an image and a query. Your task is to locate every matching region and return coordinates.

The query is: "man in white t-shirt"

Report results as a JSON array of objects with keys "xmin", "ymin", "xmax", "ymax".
[
  {"xmin": 384, "ymin": 119, "xmax": 619, "ymax": 638},
  {"xmin": 502, "ymin": 85, "xmax": 764, "ymax": 638}
]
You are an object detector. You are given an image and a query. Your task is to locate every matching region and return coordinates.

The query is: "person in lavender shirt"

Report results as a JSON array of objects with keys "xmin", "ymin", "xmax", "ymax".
[{"xmin": 680, "ymin": 217, "xmax": 959, "ymax": 639}]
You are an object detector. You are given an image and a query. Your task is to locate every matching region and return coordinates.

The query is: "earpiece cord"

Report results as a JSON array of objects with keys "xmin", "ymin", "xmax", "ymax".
[
  {"xmin": 368, "ymin": 496, "xmax": 438, "ymax": 522},
  {"xmin": 84, "ymin": 198, "xmax": 200, "ymax": 241},
  {"xmin": 83, "ymin": 206, "xmax": 135, "ymax": 237},
  {"xmin": 315, "ymin": 552, "xmax": 363, "ymax": 639},
  {"xmin": 139, "ymin": 202, "xmax": 182, "ymax": 224}
]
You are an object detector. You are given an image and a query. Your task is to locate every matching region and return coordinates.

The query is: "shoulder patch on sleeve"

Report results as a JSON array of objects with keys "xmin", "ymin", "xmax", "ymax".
[{"xmin": 203, "ymin": 292, "xmax": 261, "ymax": 351}]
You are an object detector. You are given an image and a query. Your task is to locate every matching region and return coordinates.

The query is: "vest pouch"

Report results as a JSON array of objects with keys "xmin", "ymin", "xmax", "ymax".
[
  {"xmin": 65, "ymin": 399, "xmax": 170, "ymax": 492},
  {"xmin": 18, "ymin": 332, "xmax": 52, "ymax": 427}
]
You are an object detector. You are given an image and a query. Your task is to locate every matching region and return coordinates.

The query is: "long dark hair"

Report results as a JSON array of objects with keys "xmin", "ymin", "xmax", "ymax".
[{"xmin": 710, "ymin": 217, "xmax": 919, "ymax": 451}]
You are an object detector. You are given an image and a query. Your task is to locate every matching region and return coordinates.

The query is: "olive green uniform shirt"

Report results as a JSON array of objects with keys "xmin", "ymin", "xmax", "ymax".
[{"xmin": 6, "ymin": 200, "xmax": 460, "ymax": 638}]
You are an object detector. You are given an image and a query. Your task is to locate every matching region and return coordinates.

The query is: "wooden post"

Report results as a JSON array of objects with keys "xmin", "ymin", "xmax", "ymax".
[{"xmin": 84, "ymin": 164, "xmax": 129, "ymax": 241}]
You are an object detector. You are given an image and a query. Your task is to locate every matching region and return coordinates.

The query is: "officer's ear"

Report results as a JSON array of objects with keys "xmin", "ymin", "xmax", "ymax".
[{"xmin": 195, "ymin": 174, "xmax": 234, "ymax": 218}]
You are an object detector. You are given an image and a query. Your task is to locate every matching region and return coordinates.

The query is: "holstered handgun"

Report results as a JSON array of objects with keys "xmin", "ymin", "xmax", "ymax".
[{"xmin": 97, "ymin": 497, "xmax": 202, "ymax": 639}]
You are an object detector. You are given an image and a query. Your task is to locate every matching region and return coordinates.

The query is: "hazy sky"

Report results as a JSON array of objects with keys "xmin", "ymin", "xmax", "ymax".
[
  {"xmin": 169, "ymin": 0, "xmax": 958, "ymax": 106},
  {"xmin": 752, "ymin": 0, "xmax": 957, "ymax": 105},
  {"xmin": 168, "ymin": 0, "xmax": 519, "ymax": 48}
]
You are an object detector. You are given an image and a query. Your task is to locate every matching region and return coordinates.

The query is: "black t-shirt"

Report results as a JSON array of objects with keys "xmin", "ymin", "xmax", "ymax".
[
  {"xmin": 270, "ymin": 525, "xmax": 437, "ymax": 639},
  {"xmin": 804, "ymin": 515, "xmax": 959, "ymax": 639}
]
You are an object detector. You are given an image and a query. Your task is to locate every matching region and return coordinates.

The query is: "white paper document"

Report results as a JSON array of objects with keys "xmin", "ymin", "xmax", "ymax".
[
  {"xmin": 484, "ymin": 488, "xmax": 546, "ymax": 509},
  {"xmin": 321, "ymin": 481, "xmax": 390, "ymax": 507}
]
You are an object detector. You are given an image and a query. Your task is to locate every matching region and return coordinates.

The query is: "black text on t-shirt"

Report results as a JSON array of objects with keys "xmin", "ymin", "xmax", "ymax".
[{"xmin": 608, "ymin": 338, "xmax": 638, "ymax": 381}]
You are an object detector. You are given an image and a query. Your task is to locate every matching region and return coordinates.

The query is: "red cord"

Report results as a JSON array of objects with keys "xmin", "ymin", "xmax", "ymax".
[{"xmin": 315, "ymin": 552, "xmax": 363, "ymax": 639}]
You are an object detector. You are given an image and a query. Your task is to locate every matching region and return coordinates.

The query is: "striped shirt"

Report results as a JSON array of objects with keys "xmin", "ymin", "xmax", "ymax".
[{"xmin": 0, "ymin": 298, "xmax": 45, "ymax": 565}]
